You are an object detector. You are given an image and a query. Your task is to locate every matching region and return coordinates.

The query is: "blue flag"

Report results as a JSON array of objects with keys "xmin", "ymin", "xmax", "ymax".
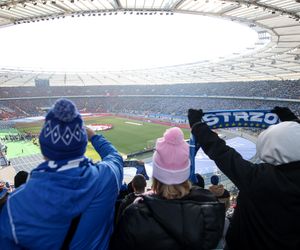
[
  {"xmin": 189, "ymin": 109, "xmax": 279, "ymax": 182},
  {"xmin": 124, "ymin": 160, "xmax": 150, "ymax": 180}
]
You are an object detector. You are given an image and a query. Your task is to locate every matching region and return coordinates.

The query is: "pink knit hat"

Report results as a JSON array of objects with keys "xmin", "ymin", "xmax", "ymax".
[{"xmin": 152, "ymin": 127, "xmax": 190, "ymax": 185}]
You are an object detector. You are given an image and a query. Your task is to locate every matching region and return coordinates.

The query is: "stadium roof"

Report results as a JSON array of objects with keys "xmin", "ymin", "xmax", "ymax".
[{"xmin": 1, "ymin": 0, "xmax": 300, "ymax": 86}]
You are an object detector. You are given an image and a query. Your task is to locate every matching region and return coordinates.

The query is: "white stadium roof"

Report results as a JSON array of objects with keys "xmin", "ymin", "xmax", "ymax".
[{"xmin": 1, "ymin": 0, "xmax": 300, "ymax": 86}]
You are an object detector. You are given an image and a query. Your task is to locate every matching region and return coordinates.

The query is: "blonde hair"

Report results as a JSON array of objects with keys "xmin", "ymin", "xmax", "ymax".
[{"xmin": 152, "ymin": 177, "xmax": 191, "ymax": 200}]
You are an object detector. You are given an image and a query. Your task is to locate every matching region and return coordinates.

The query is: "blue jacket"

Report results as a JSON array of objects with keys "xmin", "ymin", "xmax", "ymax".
[{"xmin": 0, "ymin": 134, "xmax": 123, "ymax": 250}]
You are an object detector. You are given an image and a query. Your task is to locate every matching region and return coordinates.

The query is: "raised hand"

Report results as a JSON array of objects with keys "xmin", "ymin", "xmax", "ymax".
[
  {"xmin": 271, "ymin": 106, "xmax": 298, "ymax": 122},
  {"xmin": 188, "ymin": 109, "xmax": 204, "ymax": 128}
]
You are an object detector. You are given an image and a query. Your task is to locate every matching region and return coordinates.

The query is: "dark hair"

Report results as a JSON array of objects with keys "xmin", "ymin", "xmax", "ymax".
[
  {"xmin": 194, "ymin": 173, "xmax": 205, "ymax": 188},
  {"xmin": 132, "ymin": 174, "xmax": 146, "ymax": 193},
  {"xmin": 14, "ymin": 171, "xmax": 29, "ymax": 188}
]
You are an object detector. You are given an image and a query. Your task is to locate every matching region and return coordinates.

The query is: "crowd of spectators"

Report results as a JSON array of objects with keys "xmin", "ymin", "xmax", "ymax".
[
  {"xmin": 0, "ymin": 80, "xmax": 299, "ymax": 119},
  {"xmin": 0, "ymin": 99, "xmax": 299, "ymax": 249},
  {"xmin": 0, "ymin": 80, "xmax": 299, "ymax": 99},
  {"xmin": 0, "ymin": 106, "xmax": 17, "ymax": 120},
  {"xmin": 0, "ymin": 132, "xmax": 37, "ymax": 142},
  {"xmin": 1, "ymin": 96, "xmax": 299, "ymax": 119}
]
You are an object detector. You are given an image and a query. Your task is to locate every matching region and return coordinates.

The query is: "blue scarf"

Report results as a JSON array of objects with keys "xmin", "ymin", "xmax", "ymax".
[
  {"xmin": 202, "ymin": 109, "xmax": 279, "ymax": 129},
  {"xmin": 32, "ymin": 156, "xmax": 90, "ymax": 173},
  {"xmin": 189, "ymin": 109, "xmax": 279, "ymax": 182}
]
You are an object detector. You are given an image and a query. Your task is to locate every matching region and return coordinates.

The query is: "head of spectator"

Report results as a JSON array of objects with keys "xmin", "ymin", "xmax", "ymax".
[
  {"xmin": 254, "ymin": 106, "xmax": 300, "ymax": 165},
  {"xmin": 211, "ymin": 175, "xmax": 219, "ymax": 185},
  {"xmin": 194, "ymin": 173, "xmax": 205, "ymax": 188},
  {"xmin": 39, "ymin": 98, "xmax": 87, "ymax": 161},
  {"xmin": 256, "ymin": 121, "xmax": 300, "ymax": 165},
  {"xmin": 152, "ymin": 127, "xmax": 191, "ymax": 199},
  {"xmin": 131, "ymin": 174, "xmax": 146, "ymax": 194},
  {"xmin": 14, "ymin": 170, "xmax": 28, "ymax": 188}
]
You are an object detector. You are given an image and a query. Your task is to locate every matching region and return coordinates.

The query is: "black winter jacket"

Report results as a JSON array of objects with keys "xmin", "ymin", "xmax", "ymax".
[
  {"xmin": 192, "ymin": 122, "xmax": 300, "ymax": 250},
  {"xmin": 116, "ymin": 192, "xmax": 143, "ymax": 224},
  {"xmin": 111, "ymin": 187, "xmax": 225, "ymax": 250}
]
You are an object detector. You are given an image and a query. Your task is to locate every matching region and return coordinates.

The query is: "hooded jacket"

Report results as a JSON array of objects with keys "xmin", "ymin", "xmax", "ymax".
[
  {"xmin": 191, "ymin": 121, "xmax": 300, "ymax": 250},
  {"xmin": 256, "ymin": 121, "xmax": 300, "ymax": 165},
  {"xmin": 111, "ymin": 187, "xmax": 225, "ymax": 250},
  {"xmin": 0, "ymin": 134, "xmax": 123, "ymax": 250}
]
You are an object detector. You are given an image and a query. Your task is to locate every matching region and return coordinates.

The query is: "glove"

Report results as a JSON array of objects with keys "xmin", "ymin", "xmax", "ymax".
[
  {"xmin": 188, "ymin": 109, "xmax": 204, "ymax": 128},
  {"xmin": 271, "ymin": 106, "xmax": 298, "ymax": 122}
]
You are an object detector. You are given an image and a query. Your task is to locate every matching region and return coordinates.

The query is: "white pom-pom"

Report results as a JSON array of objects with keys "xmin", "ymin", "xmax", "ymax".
[{"xmin": 52, "ymin": 98, "xmax": 79, "ymax": 122}]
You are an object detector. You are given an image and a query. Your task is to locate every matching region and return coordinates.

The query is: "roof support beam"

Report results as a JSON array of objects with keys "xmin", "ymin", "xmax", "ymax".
[
  {"xmin": 114, "ymin": 0, "xmax": 122, "ymax": 9},
  {"xmin": 50, "ymin": 2, "xmax": 70, "ymax": 13},
  {"xmin": 172, "ymin": 0, "xmax": 187, "ymax": 10},
  {"xmin": 220, "ymin": 5, "xmax": 240, "ymax": 16},
  {"xmin": 0, "ymin": 13, "xmax": 14, "ymax": 21}
]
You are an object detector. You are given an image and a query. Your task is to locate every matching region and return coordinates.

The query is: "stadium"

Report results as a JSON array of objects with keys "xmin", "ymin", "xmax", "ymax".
[{"xmin": 0, "ymin": 0, "xmax": 300, "ymax": 249}]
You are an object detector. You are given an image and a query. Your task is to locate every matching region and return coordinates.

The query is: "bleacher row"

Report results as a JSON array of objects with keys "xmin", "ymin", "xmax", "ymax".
[
  {"xmin": 10, "ymin": 154, "xmax": 44, "ymax": 173},
  {"xmin": 0, "ymin": 95, "xmax": 299, "ymax": 119},
  {"xmin": 0, "ymin": 80, "xmax": 299, "ymax": 99}
]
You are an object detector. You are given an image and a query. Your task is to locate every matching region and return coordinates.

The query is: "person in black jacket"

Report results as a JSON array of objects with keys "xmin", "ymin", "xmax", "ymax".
[
  {"xmin": 115, "ymin": 174, "xmax": 147, "ymax": 224},
  {"xmin": 111, "ymin": 127, "xmax": 225, "ymax": 250},
  {"xmin": 188, "ymin": 107, "xmax": 300, "ymax": 250}
]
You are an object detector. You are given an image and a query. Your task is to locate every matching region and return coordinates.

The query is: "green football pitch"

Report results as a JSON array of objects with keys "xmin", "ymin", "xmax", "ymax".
[
  {"xmin": 0, "ymin": 129, "xmax": 41, "ymax": 158},
  {"xmin": 2, "ymin": 116, "xmax": 190, "ymax": 161}
]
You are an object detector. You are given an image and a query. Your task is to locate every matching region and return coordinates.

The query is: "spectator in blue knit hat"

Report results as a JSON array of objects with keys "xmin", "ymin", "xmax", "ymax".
[{"xmin": 0, "ymin": 98, "xmax": 123, "ymax": 249}]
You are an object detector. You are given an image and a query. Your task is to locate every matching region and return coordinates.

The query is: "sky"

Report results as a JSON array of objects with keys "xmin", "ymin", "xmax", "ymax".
[{"xmin": 0, "ymin": 13, "xmax": 258, "ymax": 72}]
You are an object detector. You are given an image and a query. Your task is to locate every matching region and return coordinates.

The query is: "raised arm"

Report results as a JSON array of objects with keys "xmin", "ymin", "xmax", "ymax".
[
  {"xmin": 86, "ymin": 127, "xmax": 123, "ymax": 188},
  {"xmin": 188, "ymin": 109, "xmax": 259, "ymax": 191}
]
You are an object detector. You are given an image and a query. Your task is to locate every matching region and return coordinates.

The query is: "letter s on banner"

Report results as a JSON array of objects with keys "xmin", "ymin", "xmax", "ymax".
[{"xmin": 203, "ymin": 114, "xmax": 219, "ymax": 126}]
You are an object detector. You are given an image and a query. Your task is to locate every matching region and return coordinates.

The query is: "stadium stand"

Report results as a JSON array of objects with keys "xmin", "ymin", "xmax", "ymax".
[
  {"xmin": 0, "ymin": 81, "xmax": 299, "ymax": 118},
  {"xmin": 0, "ymin": 80, "xmax": 299, "ymax": 99},
  {"xmin": 10, "ymin": 154, "xmax": 44, "ymax": 173},
  {"xmin": 0, "ymin": 0, "xmax": 300, "ymax": 248}
]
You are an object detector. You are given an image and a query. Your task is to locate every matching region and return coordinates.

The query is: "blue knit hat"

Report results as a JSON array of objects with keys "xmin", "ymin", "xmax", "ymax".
[
  {"xmin": 211, "ymin": 175, "xmax": 219, "ymax": 185},
  {"xmin": 39, "ymin": 98, "xmax": 87, "ymax": 160}
]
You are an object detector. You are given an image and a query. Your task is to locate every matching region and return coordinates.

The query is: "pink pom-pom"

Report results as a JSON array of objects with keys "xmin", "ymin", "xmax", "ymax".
[{"xmin": 163, "ymin": 127, "xmax": 184, "ymax": 145}]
